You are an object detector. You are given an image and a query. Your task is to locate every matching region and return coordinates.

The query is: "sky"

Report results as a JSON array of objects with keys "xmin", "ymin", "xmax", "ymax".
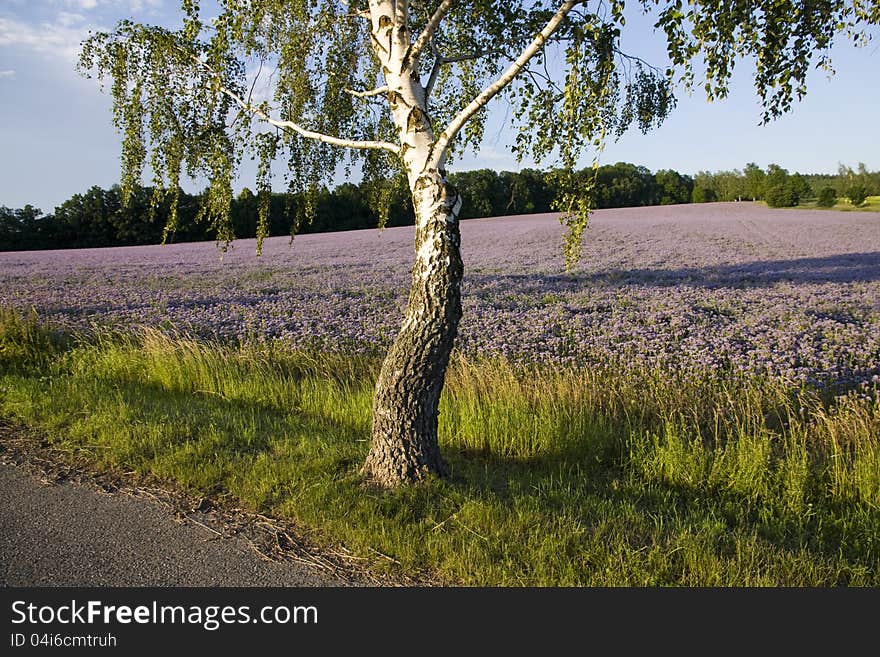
[{"xmin": 1, "ymin": 1, "xmax": 878, "ymax": 212}]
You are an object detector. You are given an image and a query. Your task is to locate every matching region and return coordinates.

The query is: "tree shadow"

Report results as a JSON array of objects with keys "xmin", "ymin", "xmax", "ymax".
[
  {"xmin": 441, "ymin": 435, "xmax": 880, "ymax": 580},
  {"xmin": 468, "ymin": 251, "xmax": 880, "ymax": 292},
  {"xmin": 46, "ymin": 370, "xmax": 879, "ymax": 582},
  {"xmin": 94, "ymin": 376, "xmax": 369, "ymax": 462}
]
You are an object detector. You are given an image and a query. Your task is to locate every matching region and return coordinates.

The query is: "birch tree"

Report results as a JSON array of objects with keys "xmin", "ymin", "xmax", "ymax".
[{"xmin": 80, "ymin": 1, "xmax": 878, "ymax": 487}]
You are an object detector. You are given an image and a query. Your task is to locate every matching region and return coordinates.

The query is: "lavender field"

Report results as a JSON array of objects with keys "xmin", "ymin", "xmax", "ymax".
[{"xmin": 2, "ymin": 201, "xmax": 879, "ymax": 390}]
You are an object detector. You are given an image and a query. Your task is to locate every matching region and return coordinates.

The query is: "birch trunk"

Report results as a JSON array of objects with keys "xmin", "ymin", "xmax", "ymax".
[
  {"xmin": 360, "ymin": 0, "xmax": 465, "ymax": 486},
  {"xmin": 361, "ymin": 170, "xmax": 463, "ymax": 486}
]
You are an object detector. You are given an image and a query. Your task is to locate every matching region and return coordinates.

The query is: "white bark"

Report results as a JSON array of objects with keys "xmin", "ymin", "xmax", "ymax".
[
  {"xmin": 187, "ymin": 0, "xmax": 584, "ymax": 176},
  {"xmin": 406, "ymin": 0, "xmax": 455, "ymax": 70},
  {"xmin": 368, "ymin": 0, "xmax": 436, "ymax": 186},
  {"xmin": 364, "ymin": 0, "xmax": 582, "ymax": 177},
  {"xmin": 360, "ymin": 0, "xmax": 581, "ymax": 485},
  {"xmin": 344, "ymin": 85, "xmax": 390, "ymax": 98}
]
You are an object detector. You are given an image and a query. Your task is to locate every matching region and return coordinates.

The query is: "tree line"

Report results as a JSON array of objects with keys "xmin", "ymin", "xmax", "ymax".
[
  {"xmin": 2, "ymin": 162, "xmax": 876, "ymax": 251},
  {"xmin": 692, "ymin": 162, "xmax": 879, "ymax": 208}
]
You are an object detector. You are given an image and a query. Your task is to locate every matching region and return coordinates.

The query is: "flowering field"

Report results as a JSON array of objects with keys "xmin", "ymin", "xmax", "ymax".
[
  {"xmin": 2, "ymin": 201, "xmax": 878, "ymax": 390},
  {"xmin": 3, "ymin": 201, "xmax": 880, "ymax": 586}
]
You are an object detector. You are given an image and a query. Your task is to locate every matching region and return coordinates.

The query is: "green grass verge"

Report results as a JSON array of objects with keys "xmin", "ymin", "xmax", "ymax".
[{"xmin": 1, "ymin": 308, "xmax": 878, "ymax": 585}]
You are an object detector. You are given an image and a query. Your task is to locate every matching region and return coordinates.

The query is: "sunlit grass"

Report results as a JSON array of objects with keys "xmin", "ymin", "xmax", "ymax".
[
  {"xmin": 0, "ymin": 310, "xmax": 878, "ymax": 585},
  {"xmin": 797, "ymin": 195, "xmax": 880, "ymax": 212}
]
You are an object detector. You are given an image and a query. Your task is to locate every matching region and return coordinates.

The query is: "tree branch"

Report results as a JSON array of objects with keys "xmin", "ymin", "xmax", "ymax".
[
  {"xmin": 338, "ymin": 0, "xmax": 371, "ymax": 19},
  {"xmin": 406, "ymin": 0, "xmax": 455, "ymax": 70},
  {"xmin": 441, "ymin": 48, "xmax": 506, "ymax": 64},
  {"xmin": 433, "ymin": 0, "xmax": 581, "ymax": 160},
  {"xmin": 425, "ymin": 45, "xmax": 507, "ymax": 99},
  {"xmin": 345, "ymin": 85, "xmax": 390, "ymax": 98},
  {"xmin": 172, "ymin": 38, "xmax": 400, "ymax": 154},
  {"xmin": 425, "ymin": 39, "xmax": 443, "ymax": 98},
  {"xmin": 217, "ymin": 83, "xmax": 400, "ymax": 153}
]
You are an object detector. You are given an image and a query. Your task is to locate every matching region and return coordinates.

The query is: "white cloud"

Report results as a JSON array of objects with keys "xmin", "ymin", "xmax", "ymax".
[
  {"xmin": 0, "ymin": 0, "xmax": 163, "ymax": 73},
  {"xmin": 57, "ymin": 11, "xmax": 87, "ymax": 27},
  {"xmin": 0, "ymin": 69, "xmax": 16, "ymax": 79},
  {"xmin": 54, "ymin": 0, "xmax": 163, "ymax": 13},
  {"xmin": 469, "ymin": 145, "xmax": 516, "ymax": 164},
  {"xmin": 0, "ymin": 15, "xmax": 97, "ymax": 61},
  {"xmin": 50, "ymin": 0, "xmax": 99, "ymax": 10},
  {"xmin": 124, "ymin": 0, "xmax": 163, "ymax": 12}
]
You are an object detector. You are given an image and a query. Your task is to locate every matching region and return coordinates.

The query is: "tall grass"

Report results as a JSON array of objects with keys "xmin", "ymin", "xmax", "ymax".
[
  {"xmin": 0, "ymin": 310, "xmax": 877, "ymax": 585},
  {"xmin": 0, "ymin": 307, "xmax": 69, "ymax": 371}
]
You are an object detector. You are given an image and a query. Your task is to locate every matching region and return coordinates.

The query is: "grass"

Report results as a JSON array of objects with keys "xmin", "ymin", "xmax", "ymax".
[
  {"xmin": 0, "ymin": 308, "xmax": 878, "ymax": 585},
  {"xmin": 796, "ymin": 195, "xmax": 880, "ymax": 212}
]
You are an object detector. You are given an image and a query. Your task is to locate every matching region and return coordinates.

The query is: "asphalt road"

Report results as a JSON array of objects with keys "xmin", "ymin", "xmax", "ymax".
[{"xmin": 0, "ymin": 462, "xmax": 351, "ymax": 586}]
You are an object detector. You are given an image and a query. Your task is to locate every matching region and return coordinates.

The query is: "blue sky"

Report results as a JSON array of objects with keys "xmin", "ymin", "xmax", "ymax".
[{"xmin": 1, "ymin": 1, "xmax": 878, "ymax": 212}]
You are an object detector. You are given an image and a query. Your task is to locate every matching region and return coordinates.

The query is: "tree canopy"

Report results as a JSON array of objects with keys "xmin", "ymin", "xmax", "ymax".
[
  {"xmin": 77, "ymin": 1, "xmax": 877, "ymax": 263},
  {"xmin": 77, "ymin": 1, "xmax": 876, "ymax": 263}
]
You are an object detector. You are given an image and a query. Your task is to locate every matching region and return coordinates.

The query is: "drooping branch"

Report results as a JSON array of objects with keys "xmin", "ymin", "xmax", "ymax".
[
  {"xmin": 216, "ymin": 82, "xmax": 401, "ymax": 153},
  {"xmin": 432, "ymin": 0, "xmax": 582, "ymax": 161},
  {"xmin": 175, "ymin": 42, "xmax": 401, "ymax": 154},
  {"xmin": 406, "ymin": 0, "xmax": 455, "ymax": 70}
]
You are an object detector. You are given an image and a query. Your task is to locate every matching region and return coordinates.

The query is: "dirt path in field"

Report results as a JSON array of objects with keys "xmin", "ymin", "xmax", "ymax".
[{"xmin": 0, "ymin": 425, "xmax": 410, "ymax": 587}]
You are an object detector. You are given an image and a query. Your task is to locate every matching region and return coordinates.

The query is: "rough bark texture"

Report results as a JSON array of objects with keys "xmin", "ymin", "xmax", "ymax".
[
  {"xmin": 360, "ymin": 0, "xmax": 465, "ymax": 487},
  {"xmin": 361, "ymin": 171, "xmax": 463, "ymax": 487}
]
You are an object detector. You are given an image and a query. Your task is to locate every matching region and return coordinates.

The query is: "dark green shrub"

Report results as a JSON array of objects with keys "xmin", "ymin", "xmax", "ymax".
[
  {"xmin": 846, "ymin": 185, "xmax": 868, "ymax": 207},
  {"xmin": 817, "ymin": 187, "xmax": 837, "ymax": 208},
  {"xmin": 765, "ymin": 183, "xmax": 796, "ymax": 208},
  {"xmin": 692, "ymin": 186, "xmax": 717, "ymax": 203},
  {"xmin": 763, "ymin": 164, "xmax": 800, "ymax": 208}
]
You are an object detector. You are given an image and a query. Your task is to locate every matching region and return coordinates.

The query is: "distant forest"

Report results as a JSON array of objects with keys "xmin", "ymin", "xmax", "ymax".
[{"xmin": 2, "ymin": 162, "xmax": 878, "ymax": 251}]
